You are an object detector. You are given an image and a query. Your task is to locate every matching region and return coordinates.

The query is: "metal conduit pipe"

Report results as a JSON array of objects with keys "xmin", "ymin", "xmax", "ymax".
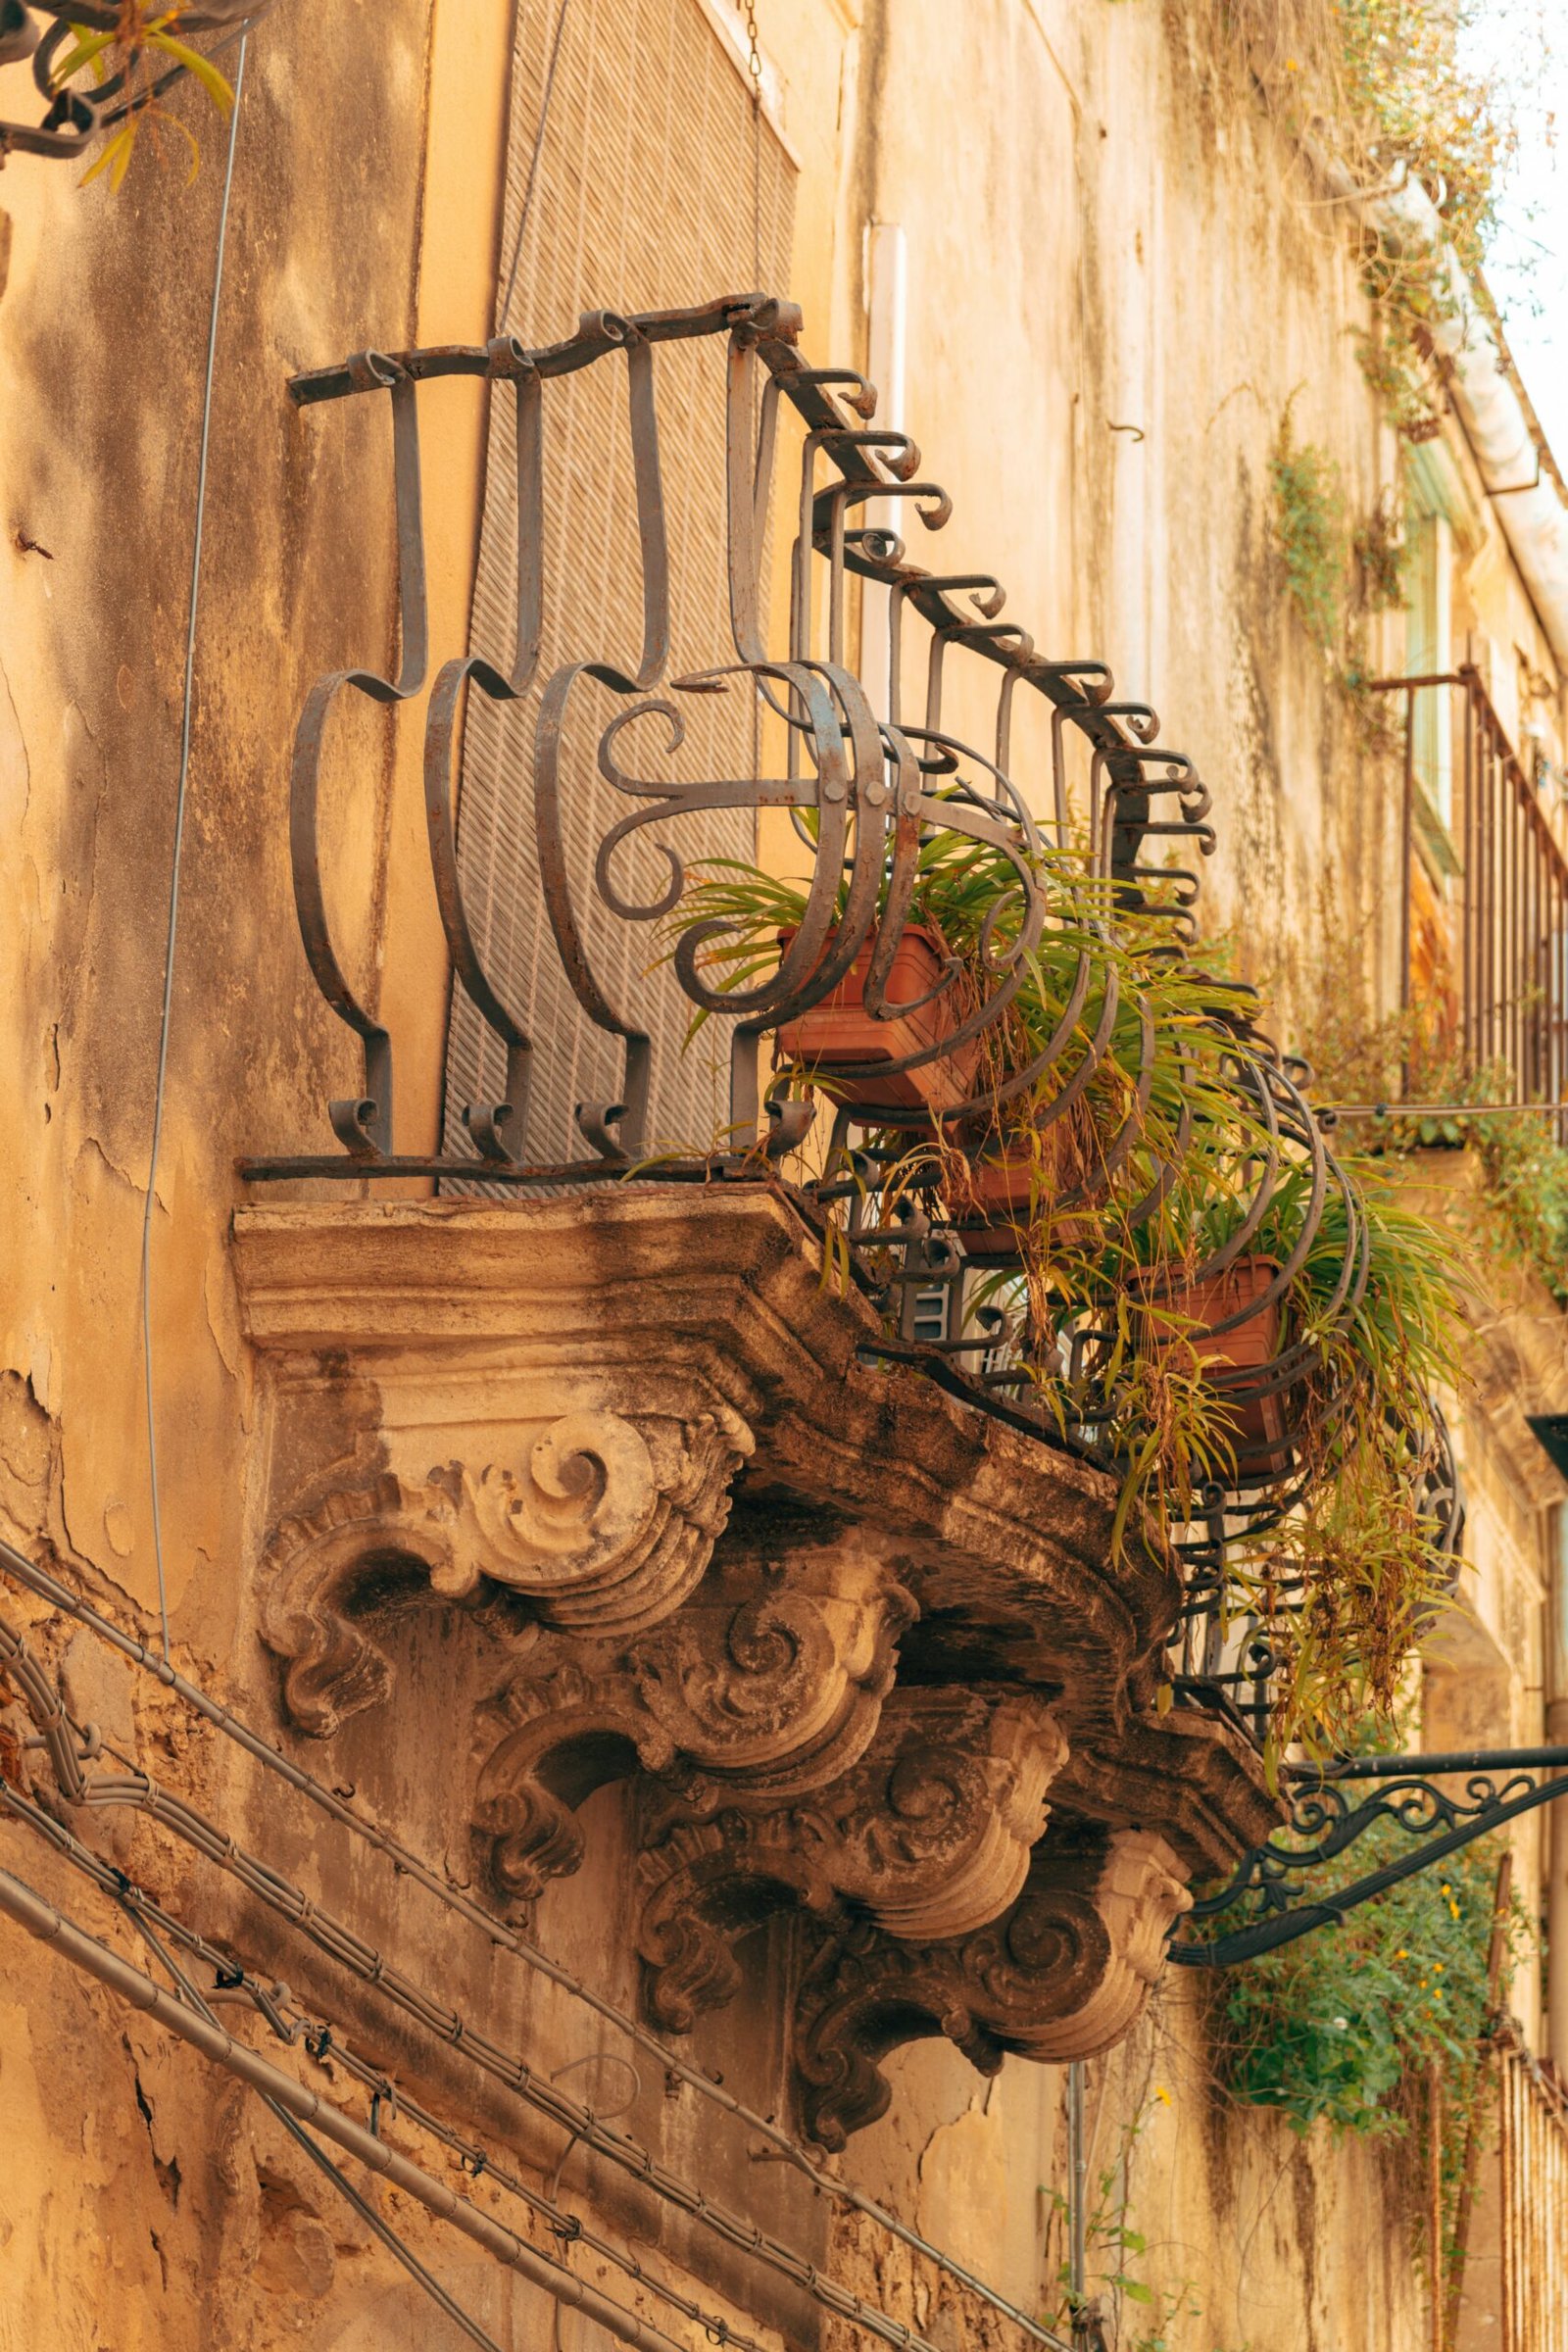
[
  {"xmin": 1301, "ymin": 147, "xmax": 1568, "ymax": 677},
  {"xmin": 0, "ymin": 1548, "xmax": 1072, "ymax": 2352},
  {"xmin": 0, "ymin": 1862, "xmax": 690, "ymax": 2352},
  {"xmin": 1548, "ymin": 1501, "xmax": 1568, "ymax": 2067}
]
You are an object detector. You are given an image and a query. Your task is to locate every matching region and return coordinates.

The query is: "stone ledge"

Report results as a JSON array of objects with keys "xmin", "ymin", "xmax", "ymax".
[{"xmin": 231, "ymin": 1184, "xmax": 1275, "ymax": 2137}]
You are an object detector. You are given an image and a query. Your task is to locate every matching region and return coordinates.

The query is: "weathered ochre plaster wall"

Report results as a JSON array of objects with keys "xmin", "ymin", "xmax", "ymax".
[
  {"xmin": 828, "ymin": 1977, "xmax": 1428, "ymax": 2352},
  {"xmin": 0, "ymin": 4, "xmax": 526, "ymax": 2339},
  {"xmin": 0, "ymin": 1, "xmax": 1561, "ymax": 2346}
]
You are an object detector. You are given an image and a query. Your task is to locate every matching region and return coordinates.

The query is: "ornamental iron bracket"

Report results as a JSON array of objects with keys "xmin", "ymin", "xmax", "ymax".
[{"xmin": 1172, "ymin": 1743, "xmax": 1568, "ymax": 1968}]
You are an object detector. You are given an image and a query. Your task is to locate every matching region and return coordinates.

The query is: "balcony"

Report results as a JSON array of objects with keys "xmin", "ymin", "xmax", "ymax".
[
  {"xmin": 212, "ymin": 290, "xmax": 1464, "ymax": 2143},
  {"xmin": 1379, "ymin": 666, "xmax": 1568, "ymax": 1131}
]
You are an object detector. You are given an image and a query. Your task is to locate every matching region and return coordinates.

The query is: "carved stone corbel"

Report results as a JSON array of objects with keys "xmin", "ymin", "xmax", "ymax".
[
  {"xmin": 634, "ymin": 1689, "xmax": 1067, "ymax": 2032},
  {"xmin": 234, "ymin": 1195, "xmax": 1274, "ymax": 2141},
  {"xmin": 260, "ymin": 1404, "xmax": 751, "ymax": 1737},
  {"xmin": 792, "ymin": 1825, "xmax": 1191, "ymax": 2149},
  {"xmin": 470, "ymin": 1539, "xmax": 916, "ymax": 1900}
]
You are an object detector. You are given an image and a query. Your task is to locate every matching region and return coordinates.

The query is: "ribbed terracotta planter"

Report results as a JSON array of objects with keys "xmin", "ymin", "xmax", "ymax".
[
  {"xmin": 775, "ymin": 926, "xmax": 978, "ymax": 1115},
  {"xmin": 951, "ymin": 1126, "xmax": 1101, "ymax": 1260},
  {"xmin": 1154, "ymin": 1254, "xmax": 1296, "ymax": 1479}
]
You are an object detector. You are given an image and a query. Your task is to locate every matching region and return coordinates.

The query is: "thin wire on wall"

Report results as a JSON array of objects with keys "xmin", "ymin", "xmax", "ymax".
[
  {"xmin": 0, "ymin": 1534, "xmax": 1071, "ymax": 2352},
  {"xmin": 498, "ymin": 0, "xmax": 573, "ymax": 333},
  {"xmin": 119, "ymin": 1890, "xmax": 512, "ymax": 2352},
  {"xmin": 139, "ymin": 30, "xmax": 251, "ymax": 1661},
  {"xmin": 0, "ymin": 1761, "xmax": 771, "ymax": 2352}
]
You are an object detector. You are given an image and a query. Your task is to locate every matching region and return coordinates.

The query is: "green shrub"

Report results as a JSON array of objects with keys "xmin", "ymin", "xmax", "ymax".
[{"xmin": 1212, "ymin": 1826, "xmax": 1509, "ymax": 2134}]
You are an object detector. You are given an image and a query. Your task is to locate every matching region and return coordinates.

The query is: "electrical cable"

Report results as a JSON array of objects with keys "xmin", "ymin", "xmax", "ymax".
[
  {"xmin": 0, "ymin": 1539, "xmax": 1071, "ymax": 2352},
  {"xmin": 545, "ymin": 2054, "xmax": 644, "ymax": 2352},
  {"xmin": 498, "ymin": 0, "xmax": 571, "ymax": 333},
  {"xmin": 138, "ymin": 27, "xmax": 250, "ymax": 1661},
  {"xmin": 0, "ymin": 1856, "xmax": 689, "ymax": 2352},
  {"xmin": 0, "ymin": 1772, "xmax": 767, "ymax": 2352},
  {"xmin": 114, "ymin": 1891, "xmax": 511, "ymax": 2352}
]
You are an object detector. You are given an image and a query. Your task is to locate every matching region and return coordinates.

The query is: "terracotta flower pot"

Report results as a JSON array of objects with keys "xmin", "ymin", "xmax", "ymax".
[
  {"xmin": 774, "ymin": 925, "xmax": 978, "ymax": 1115},
  {"xmin": 1152, "ymin": 1254, "xmax": 1296, "ymax": 1480},
  {"xmin": 950, "ymin": 1126, "xmax": 1102, "ymax": 1260}
]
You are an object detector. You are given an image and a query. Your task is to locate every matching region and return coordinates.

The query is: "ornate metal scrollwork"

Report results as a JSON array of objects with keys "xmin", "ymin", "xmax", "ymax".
[
  {"xmin": 257, "ymin": 289, "xmax": 1452, "ymax": 1774},
  {"xmin": 1174, "ymin": 1737, "xmax": 1568, "ymax": 1969},
  {"xmin": 264, "ymin": 294, "xmax": 1224, "ymax": 1175}
]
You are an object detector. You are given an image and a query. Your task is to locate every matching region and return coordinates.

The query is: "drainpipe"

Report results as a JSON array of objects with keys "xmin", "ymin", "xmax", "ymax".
[
  {"xmin": 1321, "ymin": 157, "xmax": 1568, "ymax": 679},
  {"xmin": 1066, "ymin": 2059, "xmax": 1089, "ymax": 2348},
  {"xmin": 859, "ymin": 219, "xmax": 907, "ymax": 715},
  {"xmin": 1548, "ymin": 1503, "xmax": 1568, "ymax": 2063}
]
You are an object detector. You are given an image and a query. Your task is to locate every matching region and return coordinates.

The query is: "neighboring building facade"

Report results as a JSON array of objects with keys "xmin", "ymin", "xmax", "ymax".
[{"xmin": 1, "ymin": 5, "xmax": 1566, "ymax": 2350}]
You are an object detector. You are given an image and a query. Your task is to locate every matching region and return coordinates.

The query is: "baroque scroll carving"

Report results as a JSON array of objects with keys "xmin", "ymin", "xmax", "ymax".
[
  {"xmin": 793, "ymin": 1827, "xmax": 1191, "ymax": 2149},
  {"xmin": 634, "ymin": 1689, "xmax": 1066, "ymax": 2033},
  {"xmin": 259, "ymin": 1404, "xmax": 752, "ymax": 1737},
  {"xmin": 470, "ymin": 1541, "xmax": 917, "ymax": 1902}
]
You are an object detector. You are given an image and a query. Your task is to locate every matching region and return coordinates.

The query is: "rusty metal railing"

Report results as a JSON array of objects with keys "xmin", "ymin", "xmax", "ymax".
[
  {"xmin": 239, "ymin": 292, "xmax": 1458, "ymax": 1756},
  {"xmin": 1498, "ymin": 2028, "xmax": 1568, "ymax": 2352},
  {"xmin": 262, "ymin": 292, "xmax": 1216, "ymax": 1173},
  {"xmin": 1377, "ymin": 669, "xmax": 1568, "ymax": 1140}
]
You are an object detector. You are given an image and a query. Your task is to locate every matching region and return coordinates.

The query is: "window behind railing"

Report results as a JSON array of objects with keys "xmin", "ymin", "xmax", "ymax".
[{"xmin": 443, "ymin": 0, "xmax": 797, "ymax": 1173}]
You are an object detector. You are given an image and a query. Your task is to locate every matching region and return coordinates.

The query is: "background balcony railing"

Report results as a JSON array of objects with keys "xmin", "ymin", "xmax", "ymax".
[
  {"xmin": 1496, "ymin": 2028, "xmax": 1568, "ymax": 2352},
  {"xmin": 1379, "ymin": 668, "xmax": 1568, "ymax": 1138}
]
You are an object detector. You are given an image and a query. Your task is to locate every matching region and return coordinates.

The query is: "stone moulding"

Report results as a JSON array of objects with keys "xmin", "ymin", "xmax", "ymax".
[
  {"xmin": 232, "ymin": 1187, "xmax": 1277, "ymax": 2139},
  {"xmin": 259, "ymin": 1403, "xmax": 750, "ymax": 1737},
  {"xmin": 633, "ymin": 1687, "xmax": 1068, "ymax": 2032},
  {"xmin": 471, "ymin": 1538, "xmax": 916, "ymax": 1899},
  {"xmin": 793, "ymin": 1828, "xmax": 1193, "ymax": 2150}
]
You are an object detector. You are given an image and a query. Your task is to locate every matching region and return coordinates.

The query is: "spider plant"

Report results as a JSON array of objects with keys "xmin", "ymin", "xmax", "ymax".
[
  {"xmin": 48, "ymin": 4, "xmax": 236, "ymax": 189},
  {"xmin": 662, "ymin": 828, "xmax": 1466, "ymax": 1753}
]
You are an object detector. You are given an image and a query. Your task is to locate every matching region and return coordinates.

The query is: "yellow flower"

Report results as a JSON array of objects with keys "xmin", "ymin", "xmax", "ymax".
[
  {"xmin": 1395, "ymin": 1948, "xmax": 1408, "ymax": 1960},
  {"xmin": 1153, "ymin": 2085, "xmax": 1172, "ymax": 2107},
  {"xmin": 1434, "ymin": 1962, "xmax": 1444, "ymax": 1973}
]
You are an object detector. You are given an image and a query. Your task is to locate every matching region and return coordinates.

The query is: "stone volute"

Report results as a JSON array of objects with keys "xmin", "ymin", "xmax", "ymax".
[{"xmin": 232, "ymin": 1184, "xmax": 1277, "ymax": 2144}]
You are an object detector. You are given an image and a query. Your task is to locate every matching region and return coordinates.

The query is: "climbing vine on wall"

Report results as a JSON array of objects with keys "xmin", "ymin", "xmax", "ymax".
[
  {"xmin": 1209, "ymin": 1834, "xmax": 1515, "ymax": 2137},
  {"xmin": 1204, "ymin": 1710, "xmax": 1528, "ymax": 2294},
  {"xmin": 1043, "ymin": 2085, "xmax": 1202, "ymax": 2352},
  {"xmin": 1269, "ymin": 401, "xmax": 1406, "ymax": 735},
  {"xmin": 1225, "ymin": 0, "xmax": 1547, "ymax": 434},
  {"xmin": 1299, "ymin": 981, "xmax": 1568, "ymax": 1302},
  {"xmin": 1271, "ymin": 407, "xmax": 1346, "ymax": 656}
]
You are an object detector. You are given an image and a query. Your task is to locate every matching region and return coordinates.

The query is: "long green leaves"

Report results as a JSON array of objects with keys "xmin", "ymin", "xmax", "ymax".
[
  {"xmin": 662, "ymin": 817, "xmax": 1466, "ymax": 1755},
  {"xmin": 55, "ymin": 8, "xmax": 235, "ymax": 190}
]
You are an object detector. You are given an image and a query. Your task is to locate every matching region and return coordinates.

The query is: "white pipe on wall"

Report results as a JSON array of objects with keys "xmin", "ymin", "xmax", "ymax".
[
  {"xmin": 1357, "ymin": 170, "xmax": 1568, "ymax": 680},
  {"xmin": 859, "ymin": 220, "xmax": 907, "ymax": 716}
]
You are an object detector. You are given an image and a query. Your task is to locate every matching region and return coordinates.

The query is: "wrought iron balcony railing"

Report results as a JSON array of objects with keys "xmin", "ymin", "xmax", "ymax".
[
  {"xmin": 263, "ymin": 292, "xmax": 1217, "ymax": 1176},
  {"xmin": 244, "ymin": 289, "xmax": 1458, "ymax": 1754},
  {"xmin": 1377, "ymin": 665, "xmax": 1568, "ymax": 1138}
]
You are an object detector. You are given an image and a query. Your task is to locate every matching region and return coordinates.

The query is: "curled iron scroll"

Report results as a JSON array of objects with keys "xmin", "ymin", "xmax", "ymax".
[{"xmin": 289, "ymin": 356, "xmax": 429, "ymax": 1158}]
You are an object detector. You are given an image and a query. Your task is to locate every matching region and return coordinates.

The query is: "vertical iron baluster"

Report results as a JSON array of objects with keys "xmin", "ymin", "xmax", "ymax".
[
  {"xmin": 1463, "ymin": 679, "xmax": 1477, "ymax": 1073},
  {"xmin": 288, "ymin": 355, "xmax": 431, "ymax": 1158}
]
